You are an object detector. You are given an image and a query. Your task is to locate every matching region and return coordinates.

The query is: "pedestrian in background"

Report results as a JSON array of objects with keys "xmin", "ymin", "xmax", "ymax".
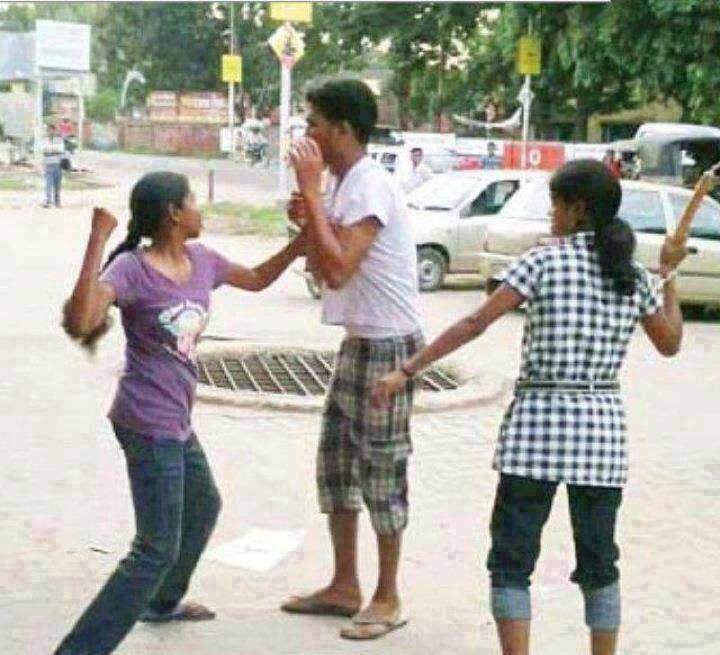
[
  {"xmin": 401, "ymin": 146, "xmax": 433, "ymax": 193},
  {"xmin": 42, "ymin": 123, "xmax": 64, "ymax": 208},
  {"xmin": 372, "ymin": 159, "xmax": 687, "ymax": 655},
  {"xmin": 603, "ymin": 148, "xmax": 621, "ymax": 178},
  {"xmin": 482, "ymin": 141, "xmax": 503, "ymax": 169},
  {"xmin": 55, "ymin": 171, "xmax": 307, "ymax": 655}
]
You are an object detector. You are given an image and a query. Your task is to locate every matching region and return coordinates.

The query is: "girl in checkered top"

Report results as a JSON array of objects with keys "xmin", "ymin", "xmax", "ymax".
[{"xmin": 373, "ymin": 159, "xmax": 688, "ymax": 655}]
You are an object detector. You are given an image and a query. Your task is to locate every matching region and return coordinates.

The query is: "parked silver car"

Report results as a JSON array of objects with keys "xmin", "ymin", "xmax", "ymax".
[
  {"xmin": 407, "ymin": 169, "xmax": 549, "ymax": 291},
  {"xmin": 478, "ymin": 178, "xmax": 720, "ymax": 307}
]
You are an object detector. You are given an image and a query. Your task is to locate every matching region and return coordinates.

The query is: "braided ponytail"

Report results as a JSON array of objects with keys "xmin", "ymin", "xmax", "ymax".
[
  {"xmin": 102, "ymin": 222, "xmax": 142, "ymax": 272},
  {"xmin": 594, "ymin": 216, "xmax": 637, "ymax": 295},
  {"xmin": 550, "ymin": 159, "xmax": 637, "ymax": 296}
]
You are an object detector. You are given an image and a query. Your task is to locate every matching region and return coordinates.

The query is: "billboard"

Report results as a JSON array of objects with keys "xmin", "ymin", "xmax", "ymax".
[
  {"xmin": 35, "ymin": 20, "xmax": 91, "ymax": 72},
  {"xmin": 147, "ymin": 91, "xmax": 228, "ymax": 124}
]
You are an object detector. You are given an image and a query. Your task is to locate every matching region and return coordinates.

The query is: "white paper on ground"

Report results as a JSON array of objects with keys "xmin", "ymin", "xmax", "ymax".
[{"xmin": 206, "ymin": 528, "xmax": 305, "ymax": 572}]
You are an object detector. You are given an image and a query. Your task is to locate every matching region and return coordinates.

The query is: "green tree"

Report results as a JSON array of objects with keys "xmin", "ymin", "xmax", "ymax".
[
  {"xmin": 611, "ymin": 0, "xmax": 720, "ymax": 124},
  {"xmin": 331, "ymin": 3, "xmax": 479, "ymax": 128}
]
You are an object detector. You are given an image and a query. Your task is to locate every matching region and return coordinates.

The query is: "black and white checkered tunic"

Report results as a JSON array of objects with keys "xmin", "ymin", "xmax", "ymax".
[{"xmin": 493, "ymin": 232, "xmax": 662, "ymax": 487}]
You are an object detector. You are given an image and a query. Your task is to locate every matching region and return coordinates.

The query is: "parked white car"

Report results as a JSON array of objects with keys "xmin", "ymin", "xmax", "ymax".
[
  {"xmin": 478, "ymin": 178, "xmax": 720, "ymax": 307},
  {"xmin": 407, "ymin": 169, "xmax": 549, "ymax": 290}
]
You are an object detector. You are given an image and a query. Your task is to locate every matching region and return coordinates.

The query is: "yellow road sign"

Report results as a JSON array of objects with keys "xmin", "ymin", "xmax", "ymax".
[
  {"xmin": 222, "ymin": 54, "xmax": 242, "ymax": 83},
  {"xmin": 269, "ymin": 2, "xmax": 313, "ymax": 24},
  {"xmin": 517, "ymin": 36, "xmax": 541, "ymax": 76},
  {"xmin": 268, "ymin": 23, "xmax": 305, "ymax": 64}
]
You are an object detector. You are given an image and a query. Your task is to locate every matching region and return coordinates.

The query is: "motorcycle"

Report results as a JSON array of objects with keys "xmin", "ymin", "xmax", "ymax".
[{"xmin": 244, "ymin": 139, "xmax": 269, "ymax": 167}]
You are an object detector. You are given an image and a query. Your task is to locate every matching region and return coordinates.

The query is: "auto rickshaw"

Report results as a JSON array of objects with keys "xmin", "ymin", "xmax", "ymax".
[{"xmin": 612, "ymin": 125, "xmax": 720, "ymax": 199}]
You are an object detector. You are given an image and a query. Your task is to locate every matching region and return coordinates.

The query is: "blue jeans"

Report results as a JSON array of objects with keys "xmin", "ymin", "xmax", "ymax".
[
  {"xmin": 487, "ymin": 474, "xmax": 622, "ymax": 629},
  {"xmin": 44, "ymin": 164, "xmax": 61, "ymax": 206},
  {"xmin": 54, "ymin": 425, "xmax": 222, "ymax": 655}
]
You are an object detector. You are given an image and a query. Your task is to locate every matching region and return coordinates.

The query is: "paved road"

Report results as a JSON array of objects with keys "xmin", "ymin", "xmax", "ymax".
[
  {"xmin": 2, "ymin": 162, "xmax": 720, "ymax": 654},
  {"xmin": 78, "ymin": 149, "xmax": 281, "ymax": 207}
]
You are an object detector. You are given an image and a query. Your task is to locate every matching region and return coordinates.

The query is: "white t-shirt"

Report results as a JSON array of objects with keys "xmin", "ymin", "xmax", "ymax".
[
  {"xmin": 42, "ymin": 136, "xmax": 65, "ymax": 166},
  {"xmin": 401, "ymin": 162, "xmax": 432, "ymax": 193},
  {"xmin": 321, "ymin": 156, "xmax": 422, "ymax": 338}
]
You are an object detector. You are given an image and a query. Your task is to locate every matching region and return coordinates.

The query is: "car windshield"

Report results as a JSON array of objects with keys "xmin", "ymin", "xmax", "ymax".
[
  {"xmin": 497, "ymin": 180, "xmax": 551, "ymax": 219},
  {"xmin": 406, "ymin": 175, "xmax": 479, "ymax": 210}
]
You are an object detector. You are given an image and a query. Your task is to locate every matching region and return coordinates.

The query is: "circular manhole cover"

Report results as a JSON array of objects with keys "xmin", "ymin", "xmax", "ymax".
[{"xmin": 198, "ymin": 348, "xmax": 460, "ymax": 397}]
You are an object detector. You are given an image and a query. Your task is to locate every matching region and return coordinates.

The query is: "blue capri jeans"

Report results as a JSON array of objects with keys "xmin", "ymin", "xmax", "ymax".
[{"xmin": 487, "ymin": 474, "xmax": 622, "ymax": 631}]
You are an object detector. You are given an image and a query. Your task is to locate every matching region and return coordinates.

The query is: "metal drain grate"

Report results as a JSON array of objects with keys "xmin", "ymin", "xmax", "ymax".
[{"xmin": 198, "ymin": 350, "xmax": 459, "ymax": 396}]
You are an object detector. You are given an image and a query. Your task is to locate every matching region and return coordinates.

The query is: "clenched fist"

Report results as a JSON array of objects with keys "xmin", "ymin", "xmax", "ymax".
[{"xmin": 91, "ymin": 207, "xmax": 118, "ymax": 239}]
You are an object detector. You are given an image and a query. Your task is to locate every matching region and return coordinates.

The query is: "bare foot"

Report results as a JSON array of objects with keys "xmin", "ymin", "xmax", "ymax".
[{"xmin": 281, "ymin": 585, "xmax": 362, "ymax": 617}]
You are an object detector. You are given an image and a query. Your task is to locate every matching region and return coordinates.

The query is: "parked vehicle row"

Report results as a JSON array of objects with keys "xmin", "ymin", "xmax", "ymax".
[
  {"xmin": 478, "ymin": 177, "xmax": 720, "ymax": 307},
  {"xmin": 288, "ymin": 160, "xmax": 720, "ymax": 309}
]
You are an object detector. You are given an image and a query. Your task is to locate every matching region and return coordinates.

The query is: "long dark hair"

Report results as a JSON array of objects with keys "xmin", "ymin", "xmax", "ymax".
[
  {"xmin": 103, "ymin": 171, "xmax": 190, "ymax": 270},
  {"xmin": 550, "ymin": 159, "xmax": 637, "ymax": 295},
  {"xmin": 64, "ymin": 172, "xmax": 190, "ymax": 352}
]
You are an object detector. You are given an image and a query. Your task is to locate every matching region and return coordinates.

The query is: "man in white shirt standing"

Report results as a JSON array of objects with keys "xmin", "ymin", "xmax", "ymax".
[
  {"xmin": 280, "ymin": 78, "xmax": 424, "ymax": 641},
  {"xmin": 401, "ymin": 146, "xmax": 433, "ymax": 193},
  {"xmin": 42, "ymin": 124, "xmax": 65, "ymax": 208}
]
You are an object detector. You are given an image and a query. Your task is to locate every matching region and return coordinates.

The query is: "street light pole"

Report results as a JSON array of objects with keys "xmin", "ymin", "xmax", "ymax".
[
  {"xmin": 520, "ymin": 17, "xmax": 533, "ymax": 170},
  {"xmin": 278, "ymin": 27, "xmax": 292, "ymax": 198},
  {"xmin": 228, "ymin": 2, "xmax": 236, "ymax": 158}
]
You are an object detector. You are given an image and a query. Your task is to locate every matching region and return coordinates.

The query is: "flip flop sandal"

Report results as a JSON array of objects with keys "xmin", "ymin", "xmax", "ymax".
[
  {"xmin": 281, "ymin": 595, "xmax": 360, "ymax": 618},
  {"xmin": 139, "ymin": 601, "xmax": 216, "ymax": 623},
  {"xmin": 339, "ymin": 611, "xmax": 408, "ymax": 640}
]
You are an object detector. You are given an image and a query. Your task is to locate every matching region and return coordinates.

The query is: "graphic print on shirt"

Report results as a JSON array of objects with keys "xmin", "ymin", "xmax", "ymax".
[{"xmin": 158, "ymin": 300, "xmax": 208, "ymax": 363}]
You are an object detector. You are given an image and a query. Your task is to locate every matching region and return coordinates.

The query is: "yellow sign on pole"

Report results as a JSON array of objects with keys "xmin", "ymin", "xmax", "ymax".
[
  {"xmin": 222, "ymin": 54, "xmax": 242, "ymax": 83},
  {"xmin": 269, "ymin": 2, "xmax": 313, "ymax": 24},
  {"xmin": 517, "ymin": 36, "xmax": 541, "ymax": 76},
  {"xmin": 268, "ymin": 24, "xmax": 305, "ymax": 64}
]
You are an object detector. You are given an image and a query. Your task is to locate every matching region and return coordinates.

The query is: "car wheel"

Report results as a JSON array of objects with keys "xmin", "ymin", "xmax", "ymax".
[
  {"xmin": 305, "ymin": 274, "xmax": 322, "ymax": 299},
  {"xmin": 417, "ymin": 247, "xmax": 447, "ymax": 292}
]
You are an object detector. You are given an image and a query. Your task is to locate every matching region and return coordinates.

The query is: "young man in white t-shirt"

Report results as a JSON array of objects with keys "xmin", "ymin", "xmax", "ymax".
[
  {"xmin": 401, "ymin": 146, "xmax": 433, "ymax": 193},
  {"xmin": 280, "ymin": 78, "xmax": 424, "ymax": 641}
]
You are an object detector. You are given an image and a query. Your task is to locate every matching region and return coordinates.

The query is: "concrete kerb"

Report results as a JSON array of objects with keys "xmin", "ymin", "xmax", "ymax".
[{"xmin": 195, "ymin": 340, "xmax": 511, "ymax": 414}]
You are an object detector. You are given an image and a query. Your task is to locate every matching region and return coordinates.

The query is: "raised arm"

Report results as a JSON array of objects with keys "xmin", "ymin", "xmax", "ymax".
[
  {"xmin": 63, "ymin": 208, "xmax": 118, "ymax": 339},
  {"xmin": 289, "ymin": 138, "xmax": 380, "ymax": 290},
  {"xmin": 371, "ymin": 284, "xmax": 525, "ymax": 408},
  {"xmin": 641, "ymin": 236, "xmax": 687, "ymax": 356}
]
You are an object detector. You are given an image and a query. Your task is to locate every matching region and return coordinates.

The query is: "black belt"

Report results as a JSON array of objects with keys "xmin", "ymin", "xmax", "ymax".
[{"xmin": 515, "ymin": 379, "xmax": 620, "ymax": 393}]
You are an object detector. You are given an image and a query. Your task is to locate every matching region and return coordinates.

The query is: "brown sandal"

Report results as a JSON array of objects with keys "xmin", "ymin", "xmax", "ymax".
[{"xmin": 281, "ymin": 595, "xmax": 360, "ymax": 618}]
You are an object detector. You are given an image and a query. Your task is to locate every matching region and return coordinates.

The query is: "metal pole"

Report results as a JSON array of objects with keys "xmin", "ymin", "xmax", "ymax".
[
  {"xmin": 34, "ymin": 74, "xmax": 44, "ymax": 167},
  {"xmin": 228, "ymin": 2, "xmax": 236, "ymax": 158},
  {"xmin": 77, "ymin": 87, "xmax": 85, "ymax": 152},
  {"xmin": 521, "ymin": 75, "xmax": 530, "ymax": 170},
  {"xmin": 208, "ymin": 167, "xmax": 215, "ymax": 204},
  {"xmin": 520, "ymin": 16, "xmax": 533, "ymax": 170},
  {"xmin": 278, "ymin": 26, "xmax": 292, "ymax": 198}
]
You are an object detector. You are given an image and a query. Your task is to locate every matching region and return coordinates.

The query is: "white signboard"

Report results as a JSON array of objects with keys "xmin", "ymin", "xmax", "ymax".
[{"xmin": 35, "ymin": 20, "xmax": 91, "ymax": 72}]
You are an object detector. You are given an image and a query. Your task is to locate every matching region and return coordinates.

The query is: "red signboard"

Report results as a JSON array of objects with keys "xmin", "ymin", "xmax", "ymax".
[{"xmin": 502, "ymin": 141, "xmax": 566, "ymax": 171}]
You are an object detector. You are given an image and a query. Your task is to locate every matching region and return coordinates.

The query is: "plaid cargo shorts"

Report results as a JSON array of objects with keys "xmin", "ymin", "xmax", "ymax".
[{"xmin": 317, "ymin": 332, "xmax": 424, "ymax": 535}]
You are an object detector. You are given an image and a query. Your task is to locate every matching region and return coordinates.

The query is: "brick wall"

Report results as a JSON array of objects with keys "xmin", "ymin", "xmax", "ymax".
[{"xmin": 118, "ymin": 120, "xmax": 221, "ymax": 155}]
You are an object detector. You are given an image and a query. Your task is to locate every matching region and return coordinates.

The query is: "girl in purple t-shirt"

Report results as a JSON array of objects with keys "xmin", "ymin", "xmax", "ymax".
[{"xmin": 56, "ymin": 172, "xmax": 306, "ymax": 655}]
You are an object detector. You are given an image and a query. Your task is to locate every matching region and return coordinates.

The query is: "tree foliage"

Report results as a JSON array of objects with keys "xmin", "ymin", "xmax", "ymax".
[{"xmin": 2, "ymin": 1, "xmax": 719, "ymax": 132}]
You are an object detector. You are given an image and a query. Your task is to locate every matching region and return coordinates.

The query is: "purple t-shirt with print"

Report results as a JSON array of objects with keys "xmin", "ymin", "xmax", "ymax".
[{"xmin": 99, "ymin": 242, "xmax": 232, "ymax": 440}]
